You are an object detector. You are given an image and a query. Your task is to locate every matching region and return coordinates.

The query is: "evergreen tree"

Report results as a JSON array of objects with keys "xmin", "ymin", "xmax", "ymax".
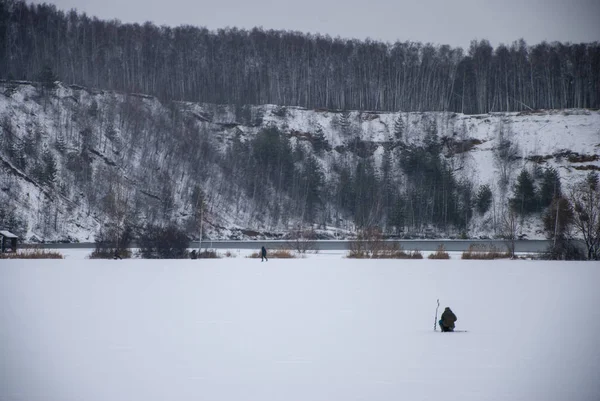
[
  {"xmin": 388, "ymin": 194, "xmax": 406, "ymax": 233},
  {"xmin": 42, "ymin": 145, "xmax": 57, "ymax": 185},
  {"xmin": 510, "ymin": 169, "xmax": 537, "ymax": 215},
  {"xmin": 38, "ymin": 65, "xmax": 58, "ymax": 91},
  {"xmin": 252, "ymin": 126, "xmax": 294, "ymax": 186},
  {"xmin": 423, "ymin": 118, "xmax": 441, "ymax": 155},
  {"xmin": 55, "ymin": 133, "xmax": 67, "ymax": 154},
  {"xmin": 338, "ymin": 111, "xmax": 351, "ymax": 135},
  {"xmin": 475, "ymin": 184, "xmax": 493, "ymax": 215},
  {"xmin": 337, "ymin": 163, "xmax": 355, "ymax": 214},
  {"xmin": 300, "ymin": 155, "xmax": 324, "ymax": 223},
  {"xmin": 457, "ymin": 180, "xmax": 474, "ymax": 230},
  {"xmin": 312, "ymin": 125, "xmax": 331, "ymax": 154},
  {"xmin": 353, "ymin": 158, "xmax": 378, "ymax": 227},
  {"xmin": 31, "ymin": 162, "xmax": 45, "ymax": 183},
  {"xmin": 393, "ymin": 114, "xmax": 405, "ymax": 140},
  {"xmin": 538, "ymin": 167, "xmax": 561, "ymax": 209},
  {"xmin": 542, "ymin": 196, "xmax": 581, "ymax": 260},
  {"xmin": 380, "ymin": 148, "xmax": 395, "ymax": 229},
  {"xmin": 543, "ymin": 196, "xmax": 573, "ymax": 241}
]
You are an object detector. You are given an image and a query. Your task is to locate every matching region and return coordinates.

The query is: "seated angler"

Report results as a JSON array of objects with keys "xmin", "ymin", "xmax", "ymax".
[{"xmin": 439, "ymin": 306, "xmax": 457, "ymax": 332}]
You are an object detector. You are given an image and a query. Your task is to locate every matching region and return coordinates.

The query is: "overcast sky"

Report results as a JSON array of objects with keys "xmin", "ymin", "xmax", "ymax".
[{"xmin": 31, "ymin": 0, "xmax": 600, "ymax": 49}]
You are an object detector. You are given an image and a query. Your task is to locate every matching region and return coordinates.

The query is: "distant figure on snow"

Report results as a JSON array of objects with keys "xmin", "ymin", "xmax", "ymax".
[
  {"xmin": 190, "ymin": 250, "xmax": 198, "ymax": 259},
  {"xmin": 261, "ymin": 246, "xmax": 268, "ymax": 262},
  {"xmin": 439, "ymin": 307, "xmax": 457, "ymax": 332},
  {"xmin": 113, "ymin": 249, "xmax": 122, "ymax": 260}
]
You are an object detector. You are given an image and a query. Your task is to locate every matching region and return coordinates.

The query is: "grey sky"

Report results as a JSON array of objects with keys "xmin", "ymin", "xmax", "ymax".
[{"xmin": 33, "ymin": 0, "xmax": 600, "ymax": 49}]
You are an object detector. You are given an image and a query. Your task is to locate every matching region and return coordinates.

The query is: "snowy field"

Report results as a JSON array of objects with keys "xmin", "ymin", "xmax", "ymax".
[{"xmin": 1, "ymin": 256, "xmax": 599, "ymax": 401}]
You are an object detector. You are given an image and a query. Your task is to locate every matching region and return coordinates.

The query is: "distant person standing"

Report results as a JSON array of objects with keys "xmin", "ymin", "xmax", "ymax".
[
  {"xmin": 261, "ymin": 246, "xmax": 268, "ymax": 262},
  {"xmin": 439, "ymin": 307, "xmax": 457, "ymax": 332}
]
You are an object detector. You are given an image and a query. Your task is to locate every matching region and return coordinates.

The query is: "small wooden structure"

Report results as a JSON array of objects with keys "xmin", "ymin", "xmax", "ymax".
[{"xmin": 0, "ymin": 230, "xmax": 18, "ymax": 253}]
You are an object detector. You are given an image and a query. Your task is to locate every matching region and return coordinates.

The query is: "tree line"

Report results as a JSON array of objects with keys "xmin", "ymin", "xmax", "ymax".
[{"xmin": 1, "ymin": 0, "xmax": 599, "ymax": 114}]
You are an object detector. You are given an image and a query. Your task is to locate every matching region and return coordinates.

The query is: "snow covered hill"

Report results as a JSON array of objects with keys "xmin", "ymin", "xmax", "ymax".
[{"xmin": 0, "ymin": 80, "xmax": 599, "ymax": 242}]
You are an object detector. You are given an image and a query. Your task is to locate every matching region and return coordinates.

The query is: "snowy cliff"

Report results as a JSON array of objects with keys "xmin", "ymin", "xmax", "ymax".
[{"xmin": 0, "ymin": 81, "xmax": 598, "ymax": 242}]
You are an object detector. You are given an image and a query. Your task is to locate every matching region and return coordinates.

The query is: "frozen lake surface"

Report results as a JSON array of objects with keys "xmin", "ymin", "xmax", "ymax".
[{"xmin": 1, "ymin": 257, "xmax": 599, "ymax": 401}]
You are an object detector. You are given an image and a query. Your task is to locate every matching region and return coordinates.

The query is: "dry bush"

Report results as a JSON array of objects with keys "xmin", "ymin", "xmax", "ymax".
[
  {"xmin": 270, "ymin": 249, "xmax": 295, "ymax": 258},
  {"xmin": 347, "ymin": 248, "xmax": 369, "ymax": 258},
  {"xmin": 371, "ymin": 249, "xmax": 423, "ymax": 259},
  {"xmin": 285, "ymin": 228, "xmax": 318, "ymax": 254},
  {"xmin": 348, "ymin": 227, "xmax": 394, "ymax": 258},
  {"xmin": 223, "ymin": 251, "xmax": 236, "ymax": 258},
  {"xmin": 137, "ymin": 224, "xmax": 189, "ymax": 259},
  {"xmin": 349, "ymin": 239, "xmax": 423, "ymax": 259},
  {"xmin": 198, "ymin": 250, "xmax": 220, "ymax": 258},
  {"xmin": 348, "ymin": 240, "xmax": 369, "ymax": 258},
  {"xmin": 1, "ymin": 249, "xmax": 64, "ymax": 259},
  {"xmin": 89, "ymin": 248, "xmax": 132, "ymax": 259},
  {"xmin": 247, "ymin": 249, "xmax": 296, "ymax": 258},
  {"xmin": 428, "ymin": 245, "xmax": 450, "ymax": 259},
  {"xmin": 461, "ymin": 244, "xmax": 511, "ymax": 259},
  {"xmin": 404, "ymin": 250, "xmax": 424, "ymax": 259}
]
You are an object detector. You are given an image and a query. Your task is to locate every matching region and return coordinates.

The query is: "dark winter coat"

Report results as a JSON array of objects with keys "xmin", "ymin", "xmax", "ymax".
[
  {"xmin": 440, "ymin": 307, "xmax": 457, "ymax": 330},
  {"xmin": 261, "ymin": 246, "xmax": 267, "ymax": 257}
]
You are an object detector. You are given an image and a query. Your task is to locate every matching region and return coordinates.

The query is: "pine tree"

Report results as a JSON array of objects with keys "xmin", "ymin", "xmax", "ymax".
[
  {"xmin": 38, "ymin": 65, "xmax": 58, "ymax": 92},
  {"xmin": 510, "ymin": 169, "xmax": 537, "ymax": 215},
  {"xmin": 543, "ymin": 196, "xmax": 573, "ymax": 241},
  {"xmin": 542, "ymin": 196, "xmax": 580, "ymax": 260},
  {"xmin": 55, "ymin": 133, "xmax": 67, "ymax": 154},
  {"xmin": 338, "ymin": 110, "xmax": 351, "ymax": 135},
  {"xmin": 393, "ymin": 114, "xmax": 405, "ymax": 140},
  {"xmin": 388, "ymin": 194, "xmax": 406, "ymax": 233},
  {"xmin": 423, "ymin": 118, "xmax": 441, "ymax": 156},
  {"xmin": 301, "ymin": 155, "xmax": 324, "ymax": 223},
  {"xmin": 475, "ymin": 184, "xmax": 493, "ymax": 215},
  {"xmin": 538, "ymin": 167, "xmax": 561, "ymax": 209},
  {"xmin": 353, "ymin": 158, "xmax": 379, "ymax": 227},
  {"xmin": 31, "ymin": 162, "xmax": 45, "ymax": 183},
  {"xmin": 337, "ymin": 163, "xmax": 355, "ymax": 214},
  {"xmin": 42, "ymin": 145, "xmax": 57, "ymax": 185},
  {"xmin": 312, "ymin": 125, "xmax": 331, "ymax": 154}
]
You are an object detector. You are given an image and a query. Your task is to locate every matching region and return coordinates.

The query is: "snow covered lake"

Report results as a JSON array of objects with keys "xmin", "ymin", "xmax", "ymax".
[{"xmin": 1, "ymin": 257, "xmax": 599, "ymax": 401}]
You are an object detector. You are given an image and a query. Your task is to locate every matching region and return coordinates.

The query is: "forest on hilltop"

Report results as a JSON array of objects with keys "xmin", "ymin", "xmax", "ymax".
[{"xmin": 1, "ymin": 0, "xmax": 599, "ymax": 114}]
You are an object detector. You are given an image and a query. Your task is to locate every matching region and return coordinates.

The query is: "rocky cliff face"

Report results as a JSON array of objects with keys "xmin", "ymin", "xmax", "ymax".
[{"xmin": 1, "ymin": 81, "xmax": 599, "ymax": 242}]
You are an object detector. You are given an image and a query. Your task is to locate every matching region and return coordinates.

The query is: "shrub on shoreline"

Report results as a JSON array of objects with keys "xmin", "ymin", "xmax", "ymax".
[
  {"xmin": 461, "ymin": 244, "xmax": 511, "ymax": 259},
  {"xmin": 247, "ymin": 249, "xmax": 296, "ymax": 258},
  {"xmin": 428, "ymin": 245, "xmax": 450, "ymax": 259},
  {"xmin": 1, "ymin": 249, "xmax": 64, "ymax": 259}
]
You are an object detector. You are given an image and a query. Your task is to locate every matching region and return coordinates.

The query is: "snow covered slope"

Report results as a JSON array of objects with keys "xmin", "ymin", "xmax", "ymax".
[
  {"xmin": 1, "ymin": 81, "xmax": 599, "ymax": 241},
  {"xmin": 1, "ymin": 258, "xmax": 599, "ymax": 401}
]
